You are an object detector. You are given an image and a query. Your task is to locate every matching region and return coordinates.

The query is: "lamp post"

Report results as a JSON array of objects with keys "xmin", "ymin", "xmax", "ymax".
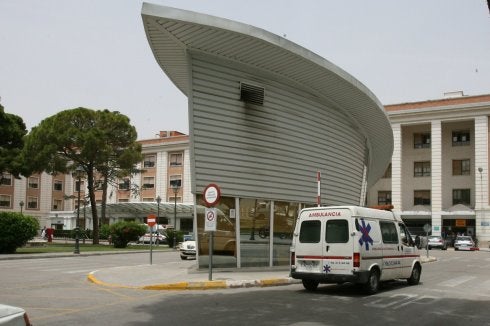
[
  {"xmin": 479, "ymin": 167, "xmax": 484, "ymax": 244},
  {"xmin": 172, "ymin": 184, "xmax": 180, "ymax": 248},
  {"xmin": 156, "ymin": 196, "xmax": 161, "ymax": 226},
  {"xmin": 74, "ymin": 166, "xmax": 84, "ymax": 255},
  {"xmin": 19, "ymin": 201, "xmax": 24, "ymax": 214}
]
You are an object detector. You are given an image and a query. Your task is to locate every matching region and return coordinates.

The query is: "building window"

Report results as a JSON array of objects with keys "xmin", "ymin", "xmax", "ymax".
[
  {"xmin": 382, "ymin": 164, "xmax": 392, "ymax": 178},
  {"xmin": 453, "ymin": 159, "xmax": 470, "ymax": 176},
  {"xmin": 414, "ymin": 190, "xmax": 431, "ymax": 205},
  {"xmin": 0, "ymin": 195, "xmax": 11, "ymax": 208},
  {"xmin": 143, "ymin": 155, "xmax": 156, "ymax": 168},
  {"xmin": 142, "ymin": 197, "xmax": 154, "ymax": 202},
  {"xmin": 169, "ymin": 175, "xmax": 182, "ymax": 188},
  {"xmin": 414, "ymin": 133, "xmax": 431, "ymax": 149},
  {"xmin": 0, "ymin": 173, "xmax": 12, "ymax": 186},
  {"xmin": 143, "ymin": 177, "xmax": 155, "ymax": 189},
  {"xmin": 118, "ymin": 178, "xmax": 130, "ymax": 190},
  {"xmin": 452, "ymin": 130, "xmax": 470, "ymax": 146},
  {"xmin": 169, "ymin": 152, "xmax": 183, "ymax": 166},
  {"xmin": 53, "ymin": 180, "xmax": 63, "ymax": 191},
  {"xmin": 378, "ymin": 191, "xmax": 392, "ymax": 205},
  {"xmin": 27, "ymin": 197, "xmax": 38, "ymax": 209},
  {"xmin": 167, "ymin": 195, "xmax": 182, "ymax": 202},
  {"xmin": 118, "ymin": 198, "xmax": 129, "ymax": 203},
  {"xmin": 94, "ymin": 179, "xmax": 103, "ymax": 190},
  {"xmin": 75, "ymin": 180, "xmax": 85, "ymax": 192},
  {"xmin": 52, "ymin": 199, "xmax": 63, "ymax": 210},
  {"xmin": 28, "ymin": 177, "xmax": 39, "ymax": 189},
  {"xmin": 414, "ymin": 161, "xmax": 431, "ymax": 177},
  {"xmin": 453, "ymin": 189, "xmax": 470, "ymax": 206}
]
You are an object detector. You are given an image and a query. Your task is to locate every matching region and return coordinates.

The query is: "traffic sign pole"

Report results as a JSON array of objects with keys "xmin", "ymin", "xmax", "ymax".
[
  {"xmin": 147, "ymin": 214, "xmax": 157, "ymax": 265},
  {"xmin": 203, "ymin": 184, "xmax": 221, "ymax": 281}
]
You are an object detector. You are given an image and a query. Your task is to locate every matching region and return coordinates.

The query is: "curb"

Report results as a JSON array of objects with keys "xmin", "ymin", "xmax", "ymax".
[{"xmin": 87, "ymin": 271, "xmax": 299, "ymax": 291}]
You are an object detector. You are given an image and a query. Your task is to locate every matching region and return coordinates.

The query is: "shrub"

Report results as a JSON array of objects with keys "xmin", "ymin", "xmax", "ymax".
[
  {"xmin": 0, "ymin": 212, "xmax": 39, "ymax": 254},
  {"xmin": 99, "ymin": 224, "xmax": 111, "ymax": 240},
  {"xmin": 165, "ymin": 229, "xmax": 184, "ymax": 248},
  {"xmin": 109, "ymin": 221, "xmax": 146, "ymax": 248}
]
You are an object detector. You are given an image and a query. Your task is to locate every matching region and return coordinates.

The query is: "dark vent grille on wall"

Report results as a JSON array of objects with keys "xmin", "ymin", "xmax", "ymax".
[{"xmin": 240, "ymin": 82, "xmax": 264, "ymax": 106}]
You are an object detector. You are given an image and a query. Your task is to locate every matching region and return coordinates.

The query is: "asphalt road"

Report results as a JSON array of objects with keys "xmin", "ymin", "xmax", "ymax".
[{"xmin": 1, "ymin": 249, "xmax": 489, "ymax": 325}]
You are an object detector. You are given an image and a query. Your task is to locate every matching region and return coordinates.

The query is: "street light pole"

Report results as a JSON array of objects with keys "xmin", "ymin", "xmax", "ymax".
[
  {"xmin": 74, "ymin": 166, "xmax": 84, "ymax": 255},
  {"xmin": 172, "ymin": 184, "xmax": 180, "ymax": 248},
  {"xmin": 156, "ymin": 196, "xmax": 161, "ymax": 226},
  {"xmin": 19, "ymin": 201, "xmax": 24, "ymax": 214}
]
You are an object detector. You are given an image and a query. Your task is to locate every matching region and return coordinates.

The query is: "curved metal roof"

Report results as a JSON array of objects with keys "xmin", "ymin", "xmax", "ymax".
[{"xmin": 141, "ymin": 3, "xmax": 393, "ymax": 186}]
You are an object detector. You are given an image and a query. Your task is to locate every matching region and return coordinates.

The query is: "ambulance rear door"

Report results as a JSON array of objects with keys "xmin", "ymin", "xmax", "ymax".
[{"xmin": 294, "ymin": 213, "xmax": 325, "ymax": 276}]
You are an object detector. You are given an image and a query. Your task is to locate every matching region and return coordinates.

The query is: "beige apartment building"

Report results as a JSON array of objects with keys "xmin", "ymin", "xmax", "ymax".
[
  {"xmin": 0, "ymin": 131, "xmax": 191, "ymax": 230},
  {"xmin": 367, "ymin": 92, "xmax": 490, "ymax": 244}
]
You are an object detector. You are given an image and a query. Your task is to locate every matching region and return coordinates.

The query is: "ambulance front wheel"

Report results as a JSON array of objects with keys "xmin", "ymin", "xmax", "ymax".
[
  {"xmin": 407, "ymin": 264, "xmax": 421, "ymax": 286},
  {"xmin": 363, "ymin": 269, "xmax": 380, "ymax": 295},
  {"xmin": 302, "ymin": 279, "xmax": 319, "ymax": 291}
]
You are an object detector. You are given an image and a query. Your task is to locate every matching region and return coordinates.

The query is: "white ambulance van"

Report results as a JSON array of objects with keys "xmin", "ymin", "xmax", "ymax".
[{"xmin": 290, "ymin": 206, "xmax": 421, "ymax": 294}]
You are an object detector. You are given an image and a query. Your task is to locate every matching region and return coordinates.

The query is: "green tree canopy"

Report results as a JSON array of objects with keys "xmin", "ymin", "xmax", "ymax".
[
  {"xmin": 0, "ymin": 104, "xmax": 28, "ymax": 177},
  {"xmin": 22, "ymin": 107, "xmax": 142, "ymax": 244}
]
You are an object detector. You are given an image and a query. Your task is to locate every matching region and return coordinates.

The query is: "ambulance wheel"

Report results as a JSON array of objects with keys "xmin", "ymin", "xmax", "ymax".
[
  {"xmin": 363, "ymin": 269, "xmax": 380, "ymax": 295},
  {"xmin": 302, "ymin": 279, "xmax": 319, "ymax": 291},
  {"xmin": 407, "ymin": 264, "xmax": 421, "ymax": 285}
]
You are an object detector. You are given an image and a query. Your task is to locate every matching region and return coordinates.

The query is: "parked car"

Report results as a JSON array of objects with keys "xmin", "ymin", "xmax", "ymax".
[
  {"xmin": 0, "ymin": 304, "xmax": 32, "ymax": 326},
  {"xmin": 427, "ymin": 235, "xmax": 447, "ymax": 250},
  {"xmin": 179, "ymin": 237, "xmax": 196, "ymax": 260},
  {"xmin": 138, "ymin": 232, "xmax": 167, "ymax": 244},
  {"xmin": 454, "ymin": 236, "xmax": 476, "ymax": 251}
]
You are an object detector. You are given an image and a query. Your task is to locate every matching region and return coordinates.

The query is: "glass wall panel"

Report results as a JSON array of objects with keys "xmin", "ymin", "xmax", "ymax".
[
  {"xmin": 239, "ymin": 198, "xmax": 271, "ymax": 267},
  {"xmin": 273, "ymin": 201, "xmax": 299, "ymax": 266},
  {"xmin": 196, "ymin": 195, "xmax": 237, "ymax": 268}
]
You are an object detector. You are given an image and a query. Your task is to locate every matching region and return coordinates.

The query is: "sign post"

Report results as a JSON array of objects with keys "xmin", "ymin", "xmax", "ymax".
[
  {"xmin": 203, "ymin": 184, "xmax": 221, "ymax": 281},
  {"xmin": 423, "ymin": 223, "xmax": 431, "ymax": 258},
  {"xmin": 147, "ymin": 214, "xmax": 157, "ymax": 265}
]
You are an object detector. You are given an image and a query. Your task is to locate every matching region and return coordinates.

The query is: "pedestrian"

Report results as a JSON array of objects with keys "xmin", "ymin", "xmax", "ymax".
[
  {"xmin": 41, "ymin": 226, "xmax": 46, "ymax": 239},
  {"xmin": 415, "ymin": 235, "xmax": 420, "ymax": 249}
]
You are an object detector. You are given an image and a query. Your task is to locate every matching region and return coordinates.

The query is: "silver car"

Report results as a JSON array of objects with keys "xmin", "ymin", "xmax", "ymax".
[
  {"xmin": 427, "ymin": 235, "xmax": 447, "ymax": 250},
  {"xmin": 454, "ymin": 236, "xmax": 476, "ymax": 251}
]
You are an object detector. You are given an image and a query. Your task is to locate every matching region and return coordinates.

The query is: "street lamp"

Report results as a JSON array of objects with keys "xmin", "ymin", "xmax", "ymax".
[
  {"xmin": 19, "ymin": 201, "xmax": 24, "ymax": 214},
  {"xmin": 172, "ymin": 184, "xmax": 180, "ymax": 247},
  {"xmin": 74, "ymin": 166, "xmax": 84, "ymax": 254},
  {"xmin": 156, "ymin": 196, "xmax": 161, "ymax": 226}
]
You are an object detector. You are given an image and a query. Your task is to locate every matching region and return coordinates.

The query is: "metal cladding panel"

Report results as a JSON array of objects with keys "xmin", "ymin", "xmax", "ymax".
[
  {"xmin": 190, "ymin": 55, "xmax": 365, "ymax": 204},
  {"xmin": 141, "ymin": 3, "xmax": 393, "ymax": 190}
]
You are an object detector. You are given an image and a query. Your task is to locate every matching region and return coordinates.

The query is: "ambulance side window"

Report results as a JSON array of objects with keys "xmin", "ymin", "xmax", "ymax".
[
  {"xmin": 380, "ymin": 221, "xmax": 398, "ymax": 244},
  {"xmin": 399, "ymin": 223, "xmax": 413, "ymax": 246},
  {"xmin": 299, "ymin": 220, "xmax": 321, "ymax": 243},
  {"xmin": 326, "ymin": 220, "xmax": 349, "ymax": 243}
]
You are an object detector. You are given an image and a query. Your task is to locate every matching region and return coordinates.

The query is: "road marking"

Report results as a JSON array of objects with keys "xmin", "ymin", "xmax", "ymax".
[
  {"xmin": 365, "ymin": 294, "xmax": 439, "ymax": 310},
  {"xmin": 437, "ymin": 275, "xmax": 476, "ymax": 287}
]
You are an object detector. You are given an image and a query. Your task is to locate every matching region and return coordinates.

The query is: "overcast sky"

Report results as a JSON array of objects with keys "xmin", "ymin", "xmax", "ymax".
[{"xmin": 1, "ymin": 0, "xmax": 489, "ymax": 140}]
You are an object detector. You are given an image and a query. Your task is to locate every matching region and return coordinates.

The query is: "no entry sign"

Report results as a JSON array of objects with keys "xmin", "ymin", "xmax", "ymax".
[{"xmin": 147, "ymin": 214, "xmax": 157, "ymax": 227}]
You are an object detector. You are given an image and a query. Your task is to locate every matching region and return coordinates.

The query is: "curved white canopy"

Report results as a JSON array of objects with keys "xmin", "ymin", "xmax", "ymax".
[{"xmin": 141, "ymin": 3, "xmax": 393, "ymax": 186}]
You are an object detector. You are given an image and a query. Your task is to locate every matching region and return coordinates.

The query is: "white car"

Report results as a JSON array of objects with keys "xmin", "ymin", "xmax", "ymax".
[
  {"xmin": 0, "ymin": 304, "xmax": 32, "ymax": 326},
  {"xmin": 179, "ymin": 239, "xmax": 196, "ymax": 260},
  {"xmin": 138, "ymin": 232, "xmax": 167, "ymax": 244},
  {"xmin": 454, "ymin": 236, "xmax": 476, "ymax": 251}
]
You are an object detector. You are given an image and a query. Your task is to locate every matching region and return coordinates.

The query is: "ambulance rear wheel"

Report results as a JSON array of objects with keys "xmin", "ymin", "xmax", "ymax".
[
  {"xmin": 363, "ymin": 269, "xmax": 380, "ymax": 295},
  {"xmin": 302, "ymin": 279, "xmax": 319, "ymax": 291}
]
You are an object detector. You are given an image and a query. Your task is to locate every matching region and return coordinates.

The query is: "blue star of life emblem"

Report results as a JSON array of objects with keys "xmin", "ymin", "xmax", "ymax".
[
  {"xmin": 358, "ymin": 219, "xmax": 374, "ymax": 250},
  {"xmin": 323, "ymin": 264, "xmax": 331, "ymax": 273}
]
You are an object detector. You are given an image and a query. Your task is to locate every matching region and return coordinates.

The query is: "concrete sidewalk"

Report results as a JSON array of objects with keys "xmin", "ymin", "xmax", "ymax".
[{"xmin": 87, "ymin": 262, "xmax": 298, "ymax": 290}]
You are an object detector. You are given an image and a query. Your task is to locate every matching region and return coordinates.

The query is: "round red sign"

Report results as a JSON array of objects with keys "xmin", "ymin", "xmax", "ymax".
[{"xmin": 203, "ymin": 184, "xmax": 221, "ymax": 207}]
